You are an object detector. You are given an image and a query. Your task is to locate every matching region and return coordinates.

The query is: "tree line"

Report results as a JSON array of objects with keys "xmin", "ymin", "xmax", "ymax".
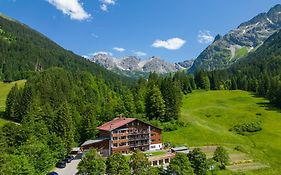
[{"xmin": 77, "ymin": 146, "xmax": 229, "ymax": 175}]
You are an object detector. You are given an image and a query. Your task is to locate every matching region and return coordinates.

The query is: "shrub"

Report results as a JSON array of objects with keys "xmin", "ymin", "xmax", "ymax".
[{"xmin": 230, "ymin": 121, "xmax": 262, "ymax": 135}]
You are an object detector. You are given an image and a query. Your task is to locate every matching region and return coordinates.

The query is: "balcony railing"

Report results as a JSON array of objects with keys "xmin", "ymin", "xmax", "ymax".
[
  {"xmin": 129, "ymin": 143, "xmax": 149, "ymax": 147},
  {"xmin": 128, "ymin": 137, "xmax": 149, "ymax": 141}
]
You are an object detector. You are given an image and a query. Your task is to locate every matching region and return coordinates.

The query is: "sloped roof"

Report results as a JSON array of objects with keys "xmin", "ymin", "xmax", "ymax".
[
  {"xmin": 81, "ymin": 138, "xmax": 109, "ymax": 147},
  {"xmin": 97, "ymin": 117, "xmax": 136, "ymax": 131}
]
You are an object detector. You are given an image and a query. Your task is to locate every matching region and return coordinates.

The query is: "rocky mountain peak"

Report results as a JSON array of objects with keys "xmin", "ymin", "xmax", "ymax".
[
  {"xmin": 90, "ymin": 54, "xmax": 190, "ymax": 75},
  {"xmin": 190, "ymin": 4, "xmax": 281, "ymax": 72}
]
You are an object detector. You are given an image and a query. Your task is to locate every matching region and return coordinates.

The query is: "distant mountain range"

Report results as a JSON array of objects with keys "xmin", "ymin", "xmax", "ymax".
[
  {"xmin": 90, "ymin": 54, "xmax": 194, "ymax": 76},
  {"xmin": 189, "ymin": 4, "xmax": 281, "ymax": 72}
]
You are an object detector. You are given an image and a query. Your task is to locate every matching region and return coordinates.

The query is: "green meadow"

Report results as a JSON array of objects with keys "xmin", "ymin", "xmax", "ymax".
[
  {"xmin": 0, "ymin": 80, "xmax": 26, "ymax": 126},
  {"xmin": 164, "ymin": 90, "xmax": 281, "ymax": 174},
  {"xmin": 0, "ymin": 80, "xmax": 26, "ymax": 112}
]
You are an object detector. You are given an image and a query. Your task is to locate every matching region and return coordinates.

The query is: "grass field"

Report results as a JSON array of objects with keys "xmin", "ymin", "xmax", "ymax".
[
  {"xmin": 0, "ymin": 80, "xmax": 26, "ymax": 127},
  {"xmin": 0, "ymin": 80, "xmax": 26, "ymax": 112},
  {"xmin": 163, "ymin": 90, "xmax": 281, "ymax": 174}
]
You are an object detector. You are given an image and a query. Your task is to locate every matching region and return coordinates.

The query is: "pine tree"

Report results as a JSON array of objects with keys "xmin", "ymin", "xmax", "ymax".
[
  {"xmin": 160, "ymin": 77, "xmax": 182, "ymax": 121},
  {"xmin": 55, "ymin": 102, "xmax": 75, "ymax": 151},
  {"xmin": 5, "ymin": 84, "xmax": 20, "ymax": 121},
  {"xmin": 145, "ymin": 86, "xmax": 166, "ymax": 121}
]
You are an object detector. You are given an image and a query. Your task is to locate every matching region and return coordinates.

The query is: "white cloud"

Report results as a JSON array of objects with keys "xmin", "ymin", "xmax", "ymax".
[
  {"xmin": 152, "ymin": 37, "xmax": 186, "ymax": 50},
  {"xmin": 100, "ymin": 0, "xmax": 116, "ymax": 5},
  {"xmin": 82, "ymin": 55, "xmax": 90, "ymax": 59},
  {"xmin": 91, "ymin": 51, "xmax": 113, "ymax": 56},
  {"xmin": 113, "ymin": 47, "xmax": 125, "ymax": 52},
  {"xmin": 100, "ymin": 4, "xmax": 108, "ymax": 11},
  {"xmin": 198, "ymin": 30, "xmax": 214, "ymax": 44},
  {"xmin": 47, "ymin": 0, "xmax": 91, "ymax": 20},
  {"xmin": 99, "ymin": 0, "xmax": 116, "ymax": 12},
  {"xmin": 133, "ymin": 51, "xmax": 147, "ymax": 57}
]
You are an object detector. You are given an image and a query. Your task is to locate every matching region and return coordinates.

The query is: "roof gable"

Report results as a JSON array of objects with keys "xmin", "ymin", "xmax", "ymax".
[{"xmin": 97, "ymin": 117, "xmax": 136, "ymax": 131}]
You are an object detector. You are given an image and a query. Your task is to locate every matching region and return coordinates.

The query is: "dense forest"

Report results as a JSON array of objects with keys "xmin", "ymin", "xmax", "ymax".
[{"xmin": 0, "ymin": 67, "xmax": 196, "ymax": 174}]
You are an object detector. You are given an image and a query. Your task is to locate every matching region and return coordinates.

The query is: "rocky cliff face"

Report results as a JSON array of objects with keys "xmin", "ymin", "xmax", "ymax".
[
  {"xmin": 90, "ymin": 54, "xmax": 192, "ymax": 75},
  {"xmin": 190, "ymin": 4, "xmax": 281, "ymax": 72}
]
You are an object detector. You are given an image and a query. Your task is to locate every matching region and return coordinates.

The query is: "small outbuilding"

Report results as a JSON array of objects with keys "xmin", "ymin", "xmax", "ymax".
[{"xmin": 171, "ymin": 146, "xmax": 190, "ymax": 154}]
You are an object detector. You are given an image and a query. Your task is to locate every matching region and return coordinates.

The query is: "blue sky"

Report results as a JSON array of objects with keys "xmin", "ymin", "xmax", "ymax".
[{"xmin": 0, "ymin": 0, "xmax": 280, "ymax": 62}]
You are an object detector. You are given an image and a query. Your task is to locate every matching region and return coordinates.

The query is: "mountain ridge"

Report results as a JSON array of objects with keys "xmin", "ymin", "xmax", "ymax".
[
  {"xmin": 90, "ymin": 53, "xmax": 194, "ymax": 76},
  {"xmin": 189, "ymin": 4, "xmax": 281, "ymax": 73},
  {"xmin": 0, "ymin": 13, "xmax": 132, "ymax": 84}
]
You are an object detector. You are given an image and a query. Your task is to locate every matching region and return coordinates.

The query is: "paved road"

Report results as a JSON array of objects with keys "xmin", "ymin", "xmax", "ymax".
[{"xmin": 53, "ymin": 156, "xmax": 81, "ymax": 175}]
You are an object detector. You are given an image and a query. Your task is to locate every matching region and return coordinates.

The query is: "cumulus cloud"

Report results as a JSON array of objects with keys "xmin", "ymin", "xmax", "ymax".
[
  {"xmin": 113, "ymin": 47, "xmax": 126, "ymax": 52},
  {"xmin": 82, "ymin": 55, "xmax": 90, "ymax": 59},
  {"xmin": 47, "ymin": 0, "xmax": 91, "ymax": 20},
  {"xmin": 91, "ymin": 51, "xmax": 113, "ymax": 56},
  {"xmin": 152, "ymin": 38, "xmax": 186, "ymax": 50},
  {"xmin": 99, "ymin": 0, "xmax": 116, "ymax": 12},
  {"xmin": 100, "ymin": 0, "xmax": 116, "ymax": 5},
  {"xmin": 100, "ymin": 4, "xmax": 108, "ymax": 11},
  {"xmin": 133, "ymin": 51, "xmax": 147, "ymax": 57},
  {"xmin": 198, "ymin": 30, "xmax": 214, "ymax": 44}
]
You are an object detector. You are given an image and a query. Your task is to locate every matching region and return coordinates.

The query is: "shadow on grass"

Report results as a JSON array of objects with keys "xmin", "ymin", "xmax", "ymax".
[
  {"xmin": 249, "ymin": 93, "xmax": 281, "ymax": 113},
  {"xmin": 256, "ymin": 102, "xmax": 281, "ymax": 113},
  {"xmin": 0, "ymin": 111, "xmax": 5, "ymax": 118}
]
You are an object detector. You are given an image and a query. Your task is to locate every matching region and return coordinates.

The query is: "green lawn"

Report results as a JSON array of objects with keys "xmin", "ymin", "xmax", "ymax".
[
  {"xmin": 0, "ymin": 80, "xmax": 26, "ymax": 112},
  {"xmin": 0, "ymin": 118, "xmax": 8, "ymax": 127},
  {"xmin": 163, "ymin": 90, "xmax": 281, "ymax": 174},
  {"xmin": 0, "ymin": 80, "xmax": 26, "ymax": 127},
  {"xmin": 234, "ymin": 47, "xmax": 248, "ymax": 59}
]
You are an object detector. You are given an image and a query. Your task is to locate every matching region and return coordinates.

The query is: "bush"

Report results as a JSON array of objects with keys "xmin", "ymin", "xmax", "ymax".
[
  {"xmin": 234, "ymin": 145, "xmax": 247, "ymax": 153},
  {"xmin": 205, "ymin": 114, "xmax": 212, "ymax": 118},
  {"xmin": 230, "ymin": 121, "xmax": 262, "ymax": 135},
  {"xmin": 162, "ymin": 120, "xmax": 188, "ymax": 132}
]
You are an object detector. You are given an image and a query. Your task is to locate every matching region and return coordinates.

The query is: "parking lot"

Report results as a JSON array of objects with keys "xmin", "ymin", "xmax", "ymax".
[{"xmin": 53, "ymin": 155, "xmax": 82, "ymax": 175}]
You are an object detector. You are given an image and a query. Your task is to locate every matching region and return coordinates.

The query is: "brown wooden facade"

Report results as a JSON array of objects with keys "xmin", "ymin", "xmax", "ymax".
[{"xmin": 96, "ymin": 118, "xmax": 162, "ymax": 155}]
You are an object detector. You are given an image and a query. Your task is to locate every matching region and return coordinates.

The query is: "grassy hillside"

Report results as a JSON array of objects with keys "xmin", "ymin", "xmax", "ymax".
[
  {"xmin": 0, "ymin": 80, "xmax": 25, "ymax": 126},
  {"xmin": 163, "ymin": 90, "xmax": 281, "ymax": 174},
  {"xmin": 0, "ymin": 80, "xmax": 26, "ymax": 111}
]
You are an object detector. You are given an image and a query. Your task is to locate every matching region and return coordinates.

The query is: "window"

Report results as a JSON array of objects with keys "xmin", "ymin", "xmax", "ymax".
[
  {"xmin": 113, "ymin": 137, "xmax": 118, "ymax": 140},
  {"xmin": 153, "ymin": 161, "xmax": 158, "ymax": 166},
  {"xmin": 113, "ymin": 143, "xmax": 118, "ymax": 147},
  {"xmin": 120, "ymin": 136, "xmax": 127, "ymax": 140},
  {"xmin": 119, "ymin": 142, "xmax": 127, "ymax": 147}
]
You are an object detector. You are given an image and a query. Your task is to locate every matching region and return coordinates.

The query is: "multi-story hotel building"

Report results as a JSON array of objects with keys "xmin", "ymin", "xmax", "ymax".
[{"xmin": 80, "ymin": 117, "xmax": 162, "ymax": 156}]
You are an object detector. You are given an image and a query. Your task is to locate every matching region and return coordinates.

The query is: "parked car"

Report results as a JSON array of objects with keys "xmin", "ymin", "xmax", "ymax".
[
  {"xmin": 65, "ymin": 155, "xmax": 75, "ymax": 163},
  {"xmin": 56, "ymin": 160, "xmax": 66, "ymax": 168},
  {"xmin": 47, "ymin": 172, "xmax": 58, "ymax": 175}
]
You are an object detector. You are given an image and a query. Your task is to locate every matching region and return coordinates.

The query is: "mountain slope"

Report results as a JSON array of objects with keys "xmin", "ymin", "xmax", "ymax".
[
  {"xmin": 190, "ymin": 4, "xmax": 281, "ymax": 72},
  {"xmin": 0, "ymin": 14, "xmax": 131, "ymax": 84},
  {"xmin": 231, "ymin": 28, "xmax": 281, "ymax": 77}
]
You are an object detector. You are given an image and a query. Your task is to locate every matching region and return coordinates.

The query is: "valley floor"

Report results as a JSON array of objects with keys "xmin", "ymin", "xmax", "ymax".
[{"xmin": 163, "ymin": 90, "xmax": 281, "ymax": 175}]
